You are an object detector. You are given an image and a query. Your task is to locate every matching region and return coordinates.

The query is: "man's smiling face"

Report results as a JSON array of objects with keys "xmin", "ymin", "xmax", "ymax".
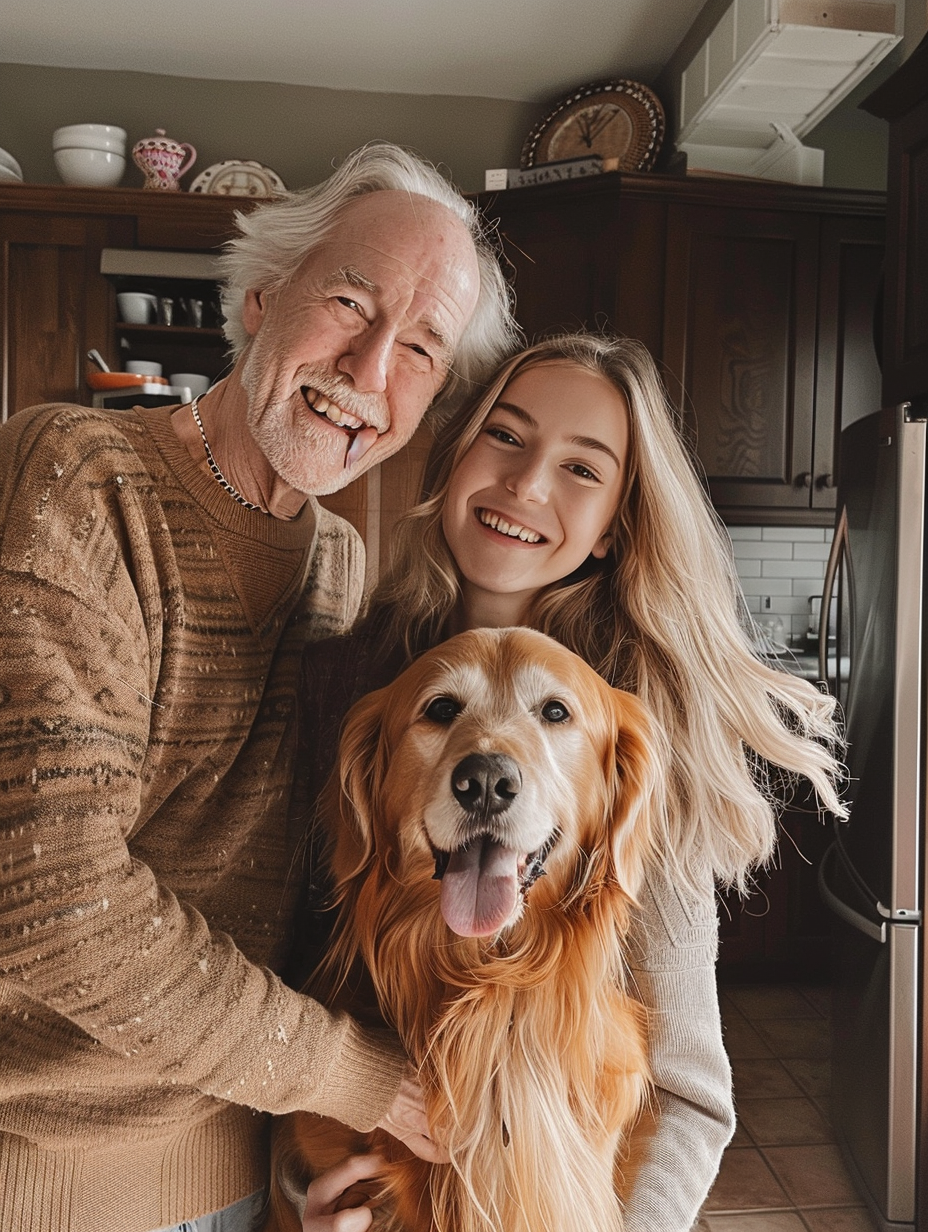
[{"xmin": 239, "ymin": 189, "xmax": 480, "ymax": 496}]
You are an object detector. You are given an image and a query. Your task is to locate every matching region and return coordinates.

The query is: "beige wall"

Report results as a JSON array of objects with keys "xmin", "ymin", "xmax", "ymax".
[
  {"xmin": 0, "ymin": 63, "xmax": 539, "ymax": 195},
  {"xmin": 4, "ymin": 5, "xmax": 927, "ymax": 200}
]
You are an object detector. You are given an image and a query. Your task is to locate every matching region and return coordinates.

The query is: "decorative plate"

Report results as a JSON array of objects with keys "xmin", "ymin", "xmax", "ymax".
[
  {"xmin": 521, "ymin": 79, "xmax": 665, "ymax": 172},
  {"xmin": 189, "ymin": 160, "xmax": 286, "ymax": 198}
]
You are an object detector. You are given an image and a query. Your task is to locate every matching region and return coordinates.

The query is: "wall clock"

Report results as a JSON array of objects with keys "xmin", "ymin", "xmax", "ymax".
[{"xmin": 521, "ymin": 79, "xmax": 665, "ymax": 172}]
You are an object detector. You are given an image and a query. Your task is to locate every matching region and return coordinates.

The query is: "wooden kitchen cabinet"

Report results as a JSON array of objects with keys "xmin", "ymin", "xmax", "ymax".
[
  {"xmin": 0, "ymin": 183, "xmax": 245, "ymax": 419},
  {"xmin": 862, "ymin": 32, "xmax": 928, "ymax": 408},
  {"xmin": 477, "ymin": 173, "xmax": 885, "ymax": 527},
  {"xmin": 662, "ymin": 202, "xmax": 884, "ymax": 524}
]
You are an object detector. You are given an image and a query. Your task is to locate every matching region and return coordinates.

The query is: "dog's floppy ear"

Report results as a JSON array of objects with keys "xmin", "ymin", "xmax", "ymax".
[
  {"xmin": 602, "ymin": 688, "xmax": 660, "ymax": 898},
  {"xmin": 326, "ymin": 685, "xmax": 393, "ymax": 886}
]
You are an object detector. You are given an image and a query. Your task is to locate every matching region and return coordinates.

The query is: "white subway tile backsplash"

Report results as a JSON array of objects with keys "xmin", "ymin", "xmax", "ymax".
[{"xmin": 727, "ymin": 524, "xmax": 834, "ymax": 643}]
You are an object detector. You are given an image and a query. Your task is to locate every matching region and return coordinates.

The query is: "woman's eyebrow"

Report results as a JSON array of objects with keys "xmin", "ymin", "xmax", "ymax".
[{"xmin": 492, "ymin": 401, "xmax": 621, "ymax": 467}]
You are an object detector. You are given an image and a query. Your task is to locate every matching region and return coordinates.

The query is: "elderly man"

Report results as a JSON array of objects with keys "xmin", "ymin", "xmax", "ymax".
[{"xmin": 0, "ymin": 143, "xmax": 517, "ymax": 1232}]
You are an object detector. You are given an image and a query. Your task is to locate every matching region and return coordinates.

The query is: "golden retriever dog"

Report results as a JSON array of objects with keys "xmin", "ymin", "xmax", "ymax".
[{"xmin": 268, "ymin": 626, "xmax": 658, "ymax": 1232}]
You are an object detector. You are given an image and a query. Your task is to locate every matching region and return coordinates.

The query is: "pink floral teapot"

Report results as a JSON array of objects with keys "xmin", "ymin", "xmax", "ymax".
[{"xmin": 132, "ymin": 128, "xmax": 197, "ymax": 191}]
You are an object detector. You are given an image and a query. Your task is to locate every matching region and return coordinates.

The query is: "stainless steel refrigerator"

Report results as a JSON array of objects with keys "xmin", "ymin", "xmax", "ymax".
[{"xmin": 818, "ymin": 401, "xmax": 926, "ymax": 1232}]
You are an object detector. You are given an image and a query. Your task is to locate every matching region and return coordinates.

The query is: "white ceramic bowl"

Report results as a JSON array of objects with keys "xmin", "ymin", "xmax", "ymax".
[
  {"xmin": 52, "ymin": 132, "xmax": 127, "ymax": 154},
  {"xmin": 125, "ymin": 360, "xmax": 163, "ymax": 376},
  {"xmin": 53, "ymin": 124, "xmax": 126, "ymax": 152},
  {"xmin": 170, "ymin": 373, "xmax": 211, "ymax": 398},
  {"xmin": 54, "ymin": 147, "xmax": 126, "ymax": 188},
  {"xmin": 0, "ymin": 147, "xmax": 23, "ymax": 179}
]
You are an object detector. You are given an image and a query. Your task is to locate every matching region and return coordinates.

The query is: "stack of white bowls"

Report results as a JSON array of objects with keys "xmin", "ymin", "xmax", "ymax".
[
  {"xmin": 0, "ymin": 148, "xmax": 23, "ymax": 183},
  {"xmin": 53, "ymin": 124, "xmax": 126, "ymax": 188}
]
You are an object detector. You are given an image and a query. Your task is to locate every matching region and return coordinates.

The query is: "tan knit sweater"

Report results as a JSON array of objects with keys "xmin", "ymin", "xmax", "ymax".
[{"xmin": 0, "ymin": 405, "xmax": 407, "ymax": 1232}]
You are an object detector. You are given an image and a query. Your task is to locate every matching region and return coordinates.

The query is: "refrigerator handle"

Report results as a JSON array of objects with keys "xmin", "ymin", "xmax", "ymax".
[
  {"xmin": 818, "ymin": 841, "xmax": 886, "ymax": 943},
  {"xmin": 819, "ymin": 506, "xmax": 846, "ymax": 687}
]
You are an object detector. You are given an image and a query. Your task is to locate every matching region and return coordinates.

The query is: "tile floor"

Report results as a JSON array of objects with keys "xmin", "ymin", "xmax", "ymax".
[{"xmin": 694, "ymin": 982, "xmax": 879, "ymax": 1232}]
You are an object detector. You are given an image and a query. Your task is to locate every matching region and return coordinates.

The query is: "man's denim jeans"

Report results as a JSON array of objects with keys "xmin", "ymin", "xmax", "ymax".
[{"xmin": 154, "ymin": 1189, "xmax": 266, "ymax": 1232}]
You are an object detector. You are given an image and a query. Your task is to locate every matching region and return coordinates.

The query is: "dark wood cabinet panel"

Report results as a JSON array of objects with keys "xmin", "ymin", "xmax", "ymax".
[
  {"xmin": 477, "ymin": 178, "xmax": 625, "ymax": 341},
  {"xmin": 814, "ymin": 215, "xmax": 885, "ymax": 499},
  {"xmin": 0, "ymin": 212, "xmax": 126, "ymax": 417},
  {"xmin": 862, "ymin": 37, "xmax": 928, "ymax": 407},
  {"xmin": 662, "ymin": 205, "xmax": 820, "ymax": 518}
]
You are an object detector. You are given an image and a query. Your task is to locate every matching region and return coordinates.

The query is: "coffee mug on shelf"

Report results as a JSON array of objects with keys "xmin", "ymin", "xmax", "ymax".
[{"xmin": 116, "ymin": 292, "xmax": 158, "ymax": 324}]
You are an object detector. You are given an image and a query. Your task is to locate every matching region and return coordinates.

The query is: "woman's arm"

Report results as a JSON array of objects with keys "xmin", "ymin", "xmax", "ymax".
[{"xmin": 623, "ymin": 859, "xmax": 735, "ymax": 1231}]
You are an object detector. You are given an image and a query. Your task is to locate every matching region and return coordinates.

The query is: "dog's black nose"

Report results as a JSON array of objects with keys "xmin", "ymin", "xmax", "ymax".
[{"xmin": 451, "ymin": 753, "xmax": 522, "ymax": 815}]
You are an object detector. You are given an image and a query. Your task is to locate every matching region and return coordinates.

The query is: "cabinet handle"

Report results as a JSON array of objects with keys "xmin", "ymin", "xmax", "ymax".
[
  {"xmin": 797, "ymin": 472, "xmax": 812, "ymax": 488},
  {"xmin": 817, "ymin": 473, "xmax": 836, "ymax": 489}
]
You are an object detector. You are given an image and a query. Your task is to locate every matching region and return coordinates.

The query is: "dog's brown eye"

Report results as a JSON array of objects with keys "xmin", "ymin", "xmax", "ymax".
[
  {"xmin": 424, "ymin": 696, "xmax": 462, "ymax": 723},
  {"xmin": 541, "ymin": 700, "xmax": 570, "ymax": 723}
]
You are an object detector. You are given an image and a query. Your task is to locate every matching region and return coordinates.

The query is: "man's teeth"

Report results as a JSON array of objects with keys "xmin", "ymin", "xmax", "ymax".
[
  {"xmin": 305, "ymin": 387, "xmax": 365, "ymax": 431},
  {"xmin": 478, "ymin": 509, "xmax": 542, "ymax": 543}
]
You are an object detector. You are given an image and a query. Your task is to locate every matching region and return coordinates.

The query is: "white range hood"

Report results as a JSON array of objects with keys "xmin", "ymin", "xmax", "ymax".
[{"xmin": 677, "ymin": 0, "xmax": 901, "ymax": 183}]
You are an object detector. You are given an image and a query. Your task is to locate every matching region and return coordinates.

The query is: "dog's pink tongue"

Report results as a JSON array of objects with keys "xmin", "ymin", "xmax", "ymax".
[{"xmin": 440, "ymin": 839, "xmax": 521, "ymax": 937}]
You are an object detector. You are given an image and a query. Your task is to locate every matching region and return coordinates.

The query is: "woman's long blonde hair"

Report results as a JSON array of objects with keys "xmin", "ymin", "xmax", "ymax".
[{"xmin": 366, "ymin": 333, "xmax": 846, "ymax": 890}]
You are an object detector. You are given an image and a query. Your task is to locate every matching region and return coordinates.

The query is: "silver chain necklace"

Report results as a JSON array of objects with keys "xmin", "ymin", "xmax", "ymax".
[{"xmin": 190, "ymin": 396, "xmax": 266, "ymax": 513}]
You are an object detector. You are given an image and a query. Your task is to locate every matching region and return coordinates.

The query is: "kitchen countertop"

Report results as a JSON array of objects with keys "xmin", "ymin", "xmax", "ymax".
[{"xmin": 764, "ymin": 648, "xmax": 849, "ymax": 685}]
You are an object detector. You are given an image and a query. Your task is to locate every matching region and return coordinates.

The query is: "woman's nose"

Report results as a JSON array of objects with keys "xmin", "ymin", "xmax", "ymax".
[{"xmin": 505, "ymin": 460, "xmax": 550, "ymax": 502}]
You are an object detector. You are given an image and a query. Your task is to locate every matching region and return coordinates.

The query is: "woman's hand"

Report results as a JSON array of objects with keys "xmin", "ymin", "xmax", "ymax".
[
  {"xmin": 301, "ymin": 1153, "xmax": 385, "ymax": 1231},
  {"xmin": 375, "ymin": 1063, "xmax": 449, "ymax": 1163}
]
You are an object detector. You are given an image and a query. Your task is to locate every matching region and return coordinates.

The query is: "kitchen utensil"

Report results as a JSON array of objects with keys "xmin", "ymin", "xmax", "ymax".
[
  {"xmin": 86, "ymin": 371, "xmax": 168, "ymax": 390},
  {"xmin": 116, "ymin": 292, "xmax": 158, "ymax": 324},
  {"xmin": 86, "ymin": 348, "xmax": 110, "ymax": 373},
  {"xmin": 53, "ymin": 147, "xmax": 125, "ymax": 188},
  {"xmin": 185, "ymin": 298, "xmax": 204, "ymax": 328},
  {"xmin": 158, "ymin": 297, "xmax": 174, "ymax": 326},
  {"xmin": 132, "ymin": 129, "xmax": 196, "ymax": 191}
]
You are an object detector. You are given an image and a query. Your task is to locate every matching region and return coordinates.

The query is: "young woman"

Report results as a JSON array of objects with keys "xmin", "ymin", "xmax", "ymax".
[{"xmin": 292, "ymin": 332, "xmax": 846, "ymax": 1232}]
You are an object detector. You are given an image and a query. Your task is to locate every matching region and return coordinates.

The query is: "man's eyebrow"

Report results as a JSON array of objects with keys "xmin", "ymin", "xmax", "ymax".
[
  {"xmin": 322, "ymin": 265, "xmax": 454, "ymax": 364},
  {"xmin": 493, "ymin": 400, "xmax": 622, "ymax": 468},
  {"xmin": 321, "ymin": 265, "xmax": 378, "ymax": 294}
]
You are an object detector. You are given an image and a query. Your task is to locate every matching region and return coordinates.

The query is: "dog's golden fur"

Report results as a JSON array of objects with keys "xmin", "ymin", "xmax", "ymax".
[{"xmin": 268, "ymin": 627, "xmax": 658, "ymax": 1232}]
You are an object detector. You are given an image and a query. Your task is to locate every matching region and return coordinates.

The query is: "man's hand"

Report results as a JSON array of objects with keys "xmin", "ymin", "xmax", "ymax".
[
  {"xmin": 301, "ymin": 1153, "xmax": 385, "ymax": 1231},
  {"xmin": 375, "ymin": 1063, "xmax": 449, "ymax": 1163}
]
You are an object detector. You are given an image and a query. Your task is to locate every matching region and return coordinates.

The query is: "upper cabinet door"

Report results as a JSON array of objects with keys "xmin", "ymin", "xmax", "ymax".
[
  {"xmin": 662, "ymin": 203, "xmax": 821, "ymax": 521},
  {"xmin": 0, "ymin": 213, "xmax": 119, "ymax": 419},
  {"xmin": 477, "ymin": 179, "xmax": 624, "ymax": 341},
  {"xmin": 814, "ymin": 214, "xmax": 886, "ymax": 508}
]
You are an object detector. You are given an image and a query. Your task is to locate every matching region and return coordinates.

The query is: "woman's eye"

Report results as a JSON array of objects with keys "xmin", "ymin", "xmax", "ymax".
[
  {"xmin": 541, "ymin": 699, "xmax": 570, "ymax": 724},
  {"xmin": 486, "ymin": 426, "xmax": 520, "ymax": 446},
  {"xmin": 424, "ymin": 696, "xmax": 462, "ymax": 723},
  {"xmin": 567, "ymin": 462, "xmax": 599, "ymax": 482},
  {"xmin": 336, "ymin": 296, "xmax": 363, "ymax": 315}
]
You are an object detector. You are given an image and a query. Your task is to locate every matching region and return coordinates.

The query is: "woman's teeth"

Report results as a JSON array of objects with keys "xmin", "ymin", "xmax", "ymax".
[
  {"xmin": 303, "ymin": 387, "xmax": 365, "ymax": 431},
  {"xmin": 478, "ymin": 509, "xmax": 542, "ymax": 543}
]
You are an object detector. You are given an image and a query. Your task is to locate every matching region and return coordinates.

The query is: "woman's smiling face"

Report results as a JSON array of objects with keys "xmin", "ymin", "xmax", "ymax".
[{"xmin": 441, "ymin": 361, "xmax": 630, "ymax": 626}]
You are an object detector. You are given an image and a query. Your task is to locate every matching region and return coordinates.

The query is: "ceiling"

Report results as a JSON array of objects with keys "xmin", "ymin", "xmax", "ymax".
[{"xmin": 3, "ymin": 0, "xmax": 707, "ymax": 103}]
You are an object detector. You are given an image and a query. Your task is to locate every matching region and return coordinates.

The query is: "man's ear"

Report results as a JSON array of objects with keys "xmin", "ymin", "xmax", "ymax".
[{"xmin": 241, "ymin": 288, "xmax": 267, "ymax": 338}]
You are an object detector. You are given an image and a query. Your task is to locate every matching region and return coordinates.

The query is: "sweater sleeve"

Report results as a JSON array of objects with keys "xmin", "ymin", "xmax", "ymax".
[
  {"xmin": 623, "ymin": 860, "xmax": 735, "ymax": 1232},
  {"xmin": 0, "ymin": 412, "xmax": 405, "ymax": 1134}
]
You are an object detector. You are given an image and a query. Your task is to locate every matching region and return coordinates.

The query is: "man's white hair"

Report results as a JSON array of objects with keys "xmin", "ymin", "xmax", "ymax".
[{"xmin": 218, "ymin": 142, "xmax": 520, "ymax": 411}]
